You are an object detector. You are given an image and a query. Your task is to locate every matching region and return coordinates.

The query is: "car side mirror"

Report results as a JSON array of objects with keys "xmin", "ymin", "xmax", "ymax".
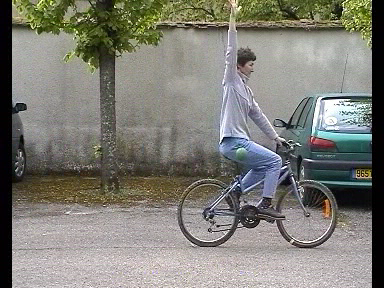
[
  {"xmin": 13, "ymin": 103, "xmax": 27, "ymax": 114},
  {"xmin": 273, "ymin": 119, "xmax": 287, "ymax": 128}
]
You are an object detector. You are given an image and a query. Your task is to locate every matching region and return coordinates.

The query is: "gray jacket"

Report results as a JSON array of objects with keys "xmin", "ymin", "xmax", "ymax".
[{"xmin": 219, "ymin": 29, "xmax": 278, "ymax": 143}]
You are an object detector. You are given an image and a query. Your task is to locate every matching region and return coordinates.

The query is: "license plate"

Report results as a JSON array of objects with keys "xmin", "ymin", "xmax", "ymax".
[{"xmin": 353, "ymin": 169, "xmax": 372, "ymax": 179}]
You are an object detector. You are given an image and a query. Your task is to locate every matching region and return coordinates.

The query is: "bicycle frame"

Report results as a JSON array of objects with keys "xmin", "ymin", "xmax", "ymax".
[{"xmin": 206, "ymin": 157, "xmax": 309, "ymax": 217}]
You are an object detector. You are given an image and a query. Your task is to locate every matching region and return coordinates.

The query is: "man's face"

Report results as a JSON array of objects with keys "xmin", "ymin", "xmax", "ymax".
[{"xmin": 238, "ymin": 61, "xmax": 254, "ymax": 77}]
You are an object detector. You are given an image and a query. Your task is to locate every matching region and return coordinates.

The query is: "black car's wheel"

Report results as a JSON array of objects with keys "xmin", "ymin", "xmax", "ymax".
[
  {"xmin": 298, "ymin": 161, "xmax": 305, "ymax": 181},
  {"xmin": 13, "ymin": 143, "xmax": 26, "ymax": 182}
]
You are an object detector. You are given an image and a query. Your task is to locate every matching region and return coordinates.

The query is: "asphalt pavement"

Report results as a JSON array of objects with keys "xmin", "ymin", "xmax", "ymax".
[{"xmin": 12, "ymin": 199, "xmax": 372, "ymax": 288}]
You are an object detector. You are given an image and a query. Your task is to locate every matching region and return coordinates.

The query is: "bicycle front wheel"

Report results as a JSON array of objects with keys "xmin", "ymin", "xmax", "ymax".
[
  {"xmin": 276, "ymin": 180, "xmax": 338, "ymax": 248},
  {"xmin": 177, "ymin": 179, "xmax": 239, "ymax": 247}
]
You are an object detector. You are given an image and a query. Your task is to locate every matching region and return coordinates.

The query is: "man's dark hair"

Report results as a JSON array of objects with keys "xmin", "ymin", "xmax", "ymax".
[{"xmin": 237, "ymin": 47, "xmax": 256, "ymax": 67}]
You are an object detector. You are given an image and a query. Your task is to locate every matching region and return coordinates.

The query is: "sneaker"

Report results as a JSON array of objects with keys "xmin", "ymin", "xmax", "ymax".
[
  {"xmin": 257, "ymin": 204, "xmax": 285, "ymax": 220},
  {"xmin": 225, "ymin": 187, "xmax": 241, "ymax": 210}
]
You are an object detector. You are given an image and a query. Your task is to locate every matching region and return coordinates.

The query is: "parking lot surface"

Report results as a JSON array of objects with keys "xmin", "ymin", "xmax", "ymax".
[{"xmin": 13, "ymin": 202, "xmax": 372, "ymax": 287}]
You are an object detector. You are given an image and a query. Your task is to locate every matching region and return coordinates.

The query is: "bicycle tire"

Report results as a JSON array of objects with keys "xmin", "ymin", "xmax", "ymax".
[
  {"xmin": 276, "ymin": 180, "xmax": 338, "ymax": 248},
  {"xmin": 177, "ymin": 179, "xmax": 240, "ymax": 247}
]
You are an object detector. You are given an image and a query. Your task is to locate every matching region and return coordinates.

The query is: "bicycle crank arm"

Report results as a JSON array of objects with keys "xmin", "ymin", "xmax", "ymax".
[{"xmin": 208, "ymin": 227, "xmax": 234, "ymax": 233}]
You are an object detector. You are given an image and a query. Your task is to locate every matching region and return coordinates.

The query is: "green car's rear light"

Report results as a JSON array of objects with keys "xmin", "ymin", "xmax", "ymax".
[{"xmin": 309, "ymin": 136, "xmax": 336, "ymax": 150}]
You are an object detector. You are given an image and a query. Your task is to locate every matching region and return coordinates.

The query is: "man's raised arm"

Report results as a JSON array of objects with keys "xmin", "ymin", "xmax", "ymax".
[
  {"xmin": 223, "ymin": 0, "xmax": 241, "ymax": 84},
  {"xmin": 228, "ymin": 0, "xmax": 241, "ymax": 31}
]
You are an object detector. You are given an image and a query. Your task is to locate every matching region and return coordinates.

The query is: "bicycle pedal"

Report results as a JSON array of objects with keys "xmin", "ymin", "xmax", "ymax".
[{"xmin": 264, "ymin": 218, "xmax": 275, "ymax": 224}]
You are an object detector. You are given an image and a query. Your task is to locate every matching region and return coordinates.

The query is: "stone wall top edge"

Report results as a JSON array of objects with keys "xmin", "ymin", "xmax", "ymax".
[{"xmin": 12, "ymin": 17, "xmax": 344, "ymax": 30}]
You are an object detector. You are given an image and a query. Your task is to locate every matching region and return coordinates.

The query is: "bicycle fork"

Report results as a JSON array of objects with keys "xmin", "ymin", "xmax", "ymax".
[{"xmin": 288, "ymin": 174, "xmax": 310, "ymax": 217}]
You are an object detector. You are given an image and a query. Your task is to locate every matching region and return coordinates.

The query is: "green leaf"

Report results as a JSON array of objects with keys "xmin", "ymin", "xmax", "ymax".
[
  {"xmin": 13, "ymin": 0, "xmax": 168, "ymax": 71},
  {"xmin": 63, "ymin": 51, "xmax": 75, "ymax": 62},
  {"xmin": 36, "ymin": 26, "xmax": 44, "ymax": 34},
  {"xmin": 341, "ymin": 0, "xmax": 371, "ymax": 48}
]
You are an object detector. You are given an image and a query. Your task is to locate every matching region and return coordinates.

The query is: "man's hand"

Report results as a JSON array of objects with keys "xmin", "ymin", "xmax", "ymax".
[
  {"xmin": 274, "ymin": 136, "xmax": 286, "ymax": 147},
  {"xmin": 228, "ymin": 0, "xmax": 241, "ymax": 14}
]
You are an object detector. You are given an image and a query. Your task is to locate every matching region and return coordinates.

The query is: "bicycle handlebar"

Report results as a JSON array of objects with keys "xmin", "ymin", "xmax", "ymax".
[{"xmin": 281, "ymin": 140, "xmax": 302, "ymax": 151}]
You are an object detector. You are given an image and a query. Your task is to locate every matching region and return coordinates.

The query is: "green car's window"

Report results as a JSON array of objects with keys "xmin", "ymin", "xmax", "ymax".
[
  {"xmin": 297, "ymin": 98, "xmax": 314, "ymax": 128},
  {"xmin": 318, "ymin": 97, "xmax": 372, "ymax": 133},
  {"xmin": 288, "ymin": 98, "xmax": 309, "ymax": 129}
]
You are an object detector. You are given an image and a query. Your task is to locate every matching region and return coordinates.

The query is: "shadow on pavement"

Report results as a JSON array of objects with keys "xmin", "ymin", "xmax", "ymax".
[{"xmin": 332, "ymin": 188, "xmax": 372, "ymax": 210}]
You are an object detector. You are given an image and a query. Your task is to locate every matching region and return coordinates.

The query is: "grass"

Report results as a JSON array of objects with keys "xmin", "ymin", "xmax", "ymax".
[{"xmin": 12, "ymin": 175, "xmax": 221, "ymax": 207}]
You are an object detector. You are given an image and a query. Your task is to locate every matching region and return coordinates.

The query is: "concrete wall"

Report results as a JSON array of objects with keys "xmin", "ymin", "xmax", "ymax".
[{"xmin": 12, "ymin": 22, "xmax": 372, "ymax": 176}]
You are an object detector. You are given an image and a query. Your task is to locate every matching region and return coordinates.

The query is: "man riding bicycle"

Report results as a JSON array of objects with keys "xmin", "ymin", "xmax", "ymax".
[{"xmin": 219, "ymin": 0, "xmax": 286, "ymax": 220}]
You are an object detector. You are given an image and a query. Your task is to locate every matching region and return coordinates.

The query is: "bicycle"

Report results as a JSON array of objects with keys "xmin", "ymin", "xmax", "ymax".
[{"xmin": 177, "ymin": 140, "xmax": 338, "ymax": 248}]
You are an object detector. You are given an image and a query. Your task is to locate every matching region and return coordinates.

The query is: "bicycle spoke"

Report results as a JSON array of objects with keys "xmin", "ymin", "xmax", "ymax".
[{"xmin": 177, "ymin": 179, "xmax": 239, "ymax": 247}]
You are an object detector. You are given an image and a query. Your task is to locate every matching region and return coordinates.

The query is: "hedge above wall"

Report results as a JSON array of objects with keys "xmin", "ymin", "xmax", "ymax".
[{"xmin": 12, "ymin": 16, "xmax": 344, "ymax": 30}]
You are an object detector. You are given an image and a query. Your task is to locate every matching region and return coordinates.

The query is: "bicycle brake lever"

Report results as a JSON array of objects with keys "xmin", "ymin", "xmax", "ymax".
[{"xmin": 282, "ymin": 141, "xmax": 290, "ymax": 148}]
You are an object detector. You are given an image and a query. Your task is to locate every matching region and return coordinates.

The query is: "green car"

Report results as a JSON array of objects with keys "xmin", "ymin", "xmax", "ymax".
[{"xmin": 273, "ymin": 93, "xmax": 372, "ymax": 190}]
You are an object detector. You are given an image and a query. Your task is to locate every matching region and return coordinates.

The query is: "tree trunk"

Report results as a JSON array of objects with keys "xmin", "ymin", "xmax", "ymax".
[
  {"xmin": 99, "ymin": 45, "xmax": 120, "ymax": 193},
  {"xmin": 96, "ymin": 0, "xmax": 119, "ymax": 193}
]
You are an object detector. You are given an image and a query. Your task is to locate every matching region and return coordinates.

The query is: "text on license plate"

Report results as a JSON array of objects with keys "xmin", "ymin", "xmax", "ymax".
[{"xmin": 354, "ymin": 169, "xmax": 372, "ymax": 179}]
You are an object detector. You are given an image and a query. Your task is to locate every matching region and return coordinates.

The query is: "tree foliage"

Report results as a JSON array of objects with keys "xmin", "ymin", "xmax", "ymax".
[
  {"xmin": 161, "ymin": 0, "xmax": 227, "ymax": 22},
  {"xmin": 12, "ymin": 0, "xmax": 167, "ymax": 193},
  {"xmin": 341, "ymin": 0, "xmax": 371, "ymax": 48},
  {"xmin": 161, "ymin": 0, "xmax": 372, "ymax": 49},
  {"xmin": 238, "ymin": 0, "xmax": 344, "ymax": 20},
  {"xmin": 161, "ymin": 0, "xmax": 344, "ymax": 22},
  {"xmin": 13, "ymin": 0, "xmax": 167, "ymax": 72}
]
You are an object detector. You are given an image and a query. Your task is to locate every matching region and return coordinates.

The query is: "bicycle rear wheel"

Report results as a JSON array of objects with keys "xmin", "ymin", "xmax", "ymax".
[
  {"xmin": 276, "ymin": 180, "xmax": 338, "ymax": 248},
  {"xmin": 177, "ymin": 179, "xmax": 239, "ymax": 247}
]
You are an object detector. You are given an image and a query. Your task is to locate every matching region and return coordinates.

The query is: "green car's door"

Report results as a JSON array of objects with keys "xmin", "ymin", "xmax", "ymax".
[{"xmin": 279, "ymin": 97, "xmax": 314, "ymax": 177}]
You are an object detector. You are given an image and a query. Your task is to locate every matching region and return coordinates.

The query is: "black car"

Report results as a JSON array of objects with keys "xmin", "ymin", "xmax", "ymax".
[{"xmin": 12, "ymin": 101, "xmax": 27, "ymax": 182}]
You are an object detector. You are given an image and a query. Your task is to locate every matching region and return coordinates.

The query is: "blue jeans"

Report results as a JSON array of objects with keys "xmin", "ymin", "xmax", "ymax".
[{"xmin": 219, "ymin": 137, "xmax": 282, "ymax": 199}]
